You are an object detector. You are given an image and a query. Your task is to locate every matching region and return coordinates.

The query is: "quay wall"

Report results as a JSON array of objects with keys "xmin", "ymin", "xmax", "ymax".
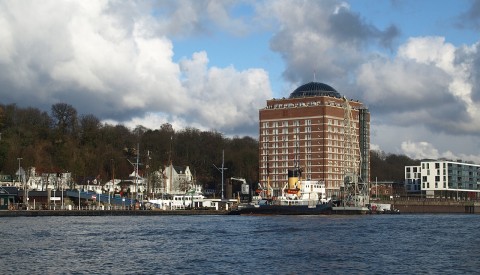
[
  {"xmin": 0, "ymin": 209, "xmax": 229, "ymax": 217},
  {"xmin": 382, "ymin": 199, "xmax": 480, "ymax": 214},
  {"xmin": 3, "ymin": 201, "xmax": 480, "ymax": 216}
]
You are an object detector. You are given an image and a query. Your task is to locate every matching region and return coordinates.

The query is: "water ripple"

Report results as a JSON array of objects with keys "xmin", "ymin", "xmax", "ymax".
[{"xmin": 1, "ymin": 214, "xmax": 480, "ymax": 274}]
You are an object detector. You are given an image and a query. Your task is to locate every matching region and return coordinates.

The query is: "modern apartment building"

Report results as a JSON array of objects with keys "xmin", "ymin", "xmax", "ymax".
[
  {"xmin": 258, "ymin": 82, "xmax": 370, "ymax": 198},
  {"xmin": 404, "ymin": 165, "xmax": 422, "ymax": 193},
  {"xmin": 405, "ymin": 160, "xmax": 480, "ymax": 199}
]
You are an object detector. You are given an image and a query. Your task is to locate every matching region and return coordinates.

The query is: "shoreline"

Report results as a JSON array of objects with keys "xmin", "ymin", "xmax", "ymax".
[
  {"xmin": 0, "ymin": 209, "xmax": 229, "ymax": 217},
  {"xmin": 2, "ymin": 200, "xmax": 480, "ymax": 216}
]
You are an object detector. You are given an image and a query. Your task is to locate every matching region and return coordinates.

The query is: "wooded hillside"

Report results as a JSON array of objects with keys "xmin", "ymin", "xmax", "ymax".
[
  {"xmin": 0, "ymin": 103, "xmax": 418, "ymax": 187},
  {"xmin": 0, "ymin": 103, "xmax": 258, "ymax": 188}
]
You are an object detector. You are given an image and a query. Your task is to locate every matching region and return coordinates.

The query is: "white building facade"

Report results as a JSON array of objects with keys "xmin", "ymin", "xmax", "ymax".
[
  {"xmin": 163, "ymin": 165, "xmax": 194, "ymax": 194},
  {"xmin": 405, "ymin": 160, "xmax": 480, "ymax": 199}
]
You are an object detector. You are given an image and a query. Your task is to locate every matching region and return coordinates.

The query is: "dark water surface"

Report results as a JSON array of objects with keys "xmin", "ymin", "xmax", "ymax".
[{"xmin": 1, "ymin": 214, "xmax": 479, "ymax": 274}]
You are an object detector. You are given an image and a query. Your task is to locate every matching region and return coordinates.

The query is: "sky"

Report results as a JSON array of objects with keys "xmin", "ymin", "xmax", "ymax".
[{"xmin": 1, "ymin": 0, "xmax": 480, "ymax": 163}]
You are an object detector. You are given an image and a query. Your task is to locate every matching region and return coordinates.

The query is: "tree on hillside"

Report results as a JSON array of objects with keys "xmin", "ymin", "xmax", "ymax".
[
  {"xmin": 51, "ymin": 103, "xmax": 78, "ymax": 141},
  {"xmin": 79, "ymin": 114, "xmax": 101, "ymax": 147},
  {"xmin": 370, "ymin": 150, "xmax": 420, "ymax": 181}
]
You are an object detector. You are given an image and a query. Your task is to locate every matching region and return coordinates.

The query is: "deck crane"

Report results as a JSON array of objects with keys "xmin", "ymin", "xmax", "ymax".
[
  {"xmin": 230, "ymin": 177, "xmax": 248, "ymax": 194},
  {"xmin": 231, "ymin": 177, "xmax": 251, "ymax": 203},
  {"xmin": 342, "ymin": 96, "xmax": 369, "ymax": 207}
]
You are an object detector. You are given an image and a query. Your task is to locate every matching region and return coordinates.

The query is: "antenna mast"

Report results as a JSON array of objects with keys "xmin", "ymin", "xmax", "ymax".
[{"xmin": 213, "ymin": 150, "xmax": 227, "ymax": 200}]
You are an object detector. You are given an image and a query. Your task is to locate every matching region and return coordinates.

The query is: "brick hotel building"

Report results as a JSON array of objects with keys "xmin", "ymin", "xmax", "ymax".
[{"xmin": 259, "ymin": 82, "xmax": 370, "ymax": 198}]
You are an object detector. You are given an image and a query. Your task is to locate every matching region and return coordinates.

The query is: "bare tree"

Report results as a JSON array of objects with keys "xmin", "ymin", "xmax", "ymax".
[{"xmin": 51, "ymin": 103, "xmax": 78, "ymax": 137}]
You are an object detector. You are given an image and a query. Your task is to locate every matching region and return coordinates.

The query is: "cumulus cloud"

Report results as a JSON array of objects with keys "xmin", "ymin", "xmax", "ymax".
[
  {"xmin": 3, "ymin": 0, "xmax": 480, "ymax": 163},
  {"xmin": 0, "ymin": 0, "xmax": 271, "ymax": 136},
  {"xmin": 254, "ymin": 1, "xmax": 480, "ymax": 161},
  {"xmin": 151, "ymin": 0, "xmax": 251, "ymax": 37},
  {"xmin": 353, "ymin": 36, "xmax": 480, "ymax": 160},
  {"xmin": 358, "ymin": 36, "xmax": 480, "ymax": 137},
  {"xmin": 401, "ymin": 140, "xmax": 440, "ymax": 159},
  {"xmin": 259, "ymin": 0, "xmax": 399, "ymax": 85},
  {"xmin": 401, "ymin": 140, "xmax": 480, "ymax": 164},
  {"xmin": 252, "ymin": 0, "xmax": 480, "ymax": 160}
]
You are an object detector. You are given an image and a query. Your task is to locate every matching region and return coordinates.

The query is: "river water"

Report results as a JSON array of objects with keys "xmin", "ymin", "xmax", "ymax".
[{"xmin": 1, "ymin": 214, "xmax": 479, "ymax": 274}]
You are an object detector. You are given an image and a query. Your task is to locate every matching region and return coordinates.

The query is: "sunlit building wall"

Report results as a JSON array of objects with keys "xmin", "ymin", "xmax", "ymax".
[{"xmin": 258, "ymin": 82, "xmax": 370, "ymax": 198}]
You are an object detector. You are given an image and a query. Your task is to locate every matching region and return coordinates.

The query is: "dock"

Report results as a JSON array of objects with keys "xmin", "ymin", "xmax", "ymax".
[{"xmin": 0, "ymin": 209, "xmax": 229, "ymax": 217}]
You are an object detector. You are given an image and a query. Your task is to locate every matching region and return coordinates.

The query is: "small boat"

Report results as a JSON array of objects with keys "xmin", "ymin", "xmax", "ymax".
[{"xmin": 231, "ymin": 168, "xmax": 332, "ymax": 215}]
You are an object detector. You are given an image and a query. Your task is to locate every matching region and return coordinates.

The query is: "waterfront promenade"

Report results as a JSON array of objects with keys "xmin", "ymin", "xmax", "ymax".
[
  {"xmin": 2, "ymin": 198, "xmax": 480, "ymax": 216},
  {"xmin": 0, "ymin": 209, "xmax": 229, "ymax": 217}
]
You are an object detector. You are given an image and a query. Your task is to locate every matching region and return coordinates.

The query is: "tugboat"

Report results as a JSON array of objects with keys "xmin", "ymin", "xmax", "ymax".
[{"xmin": 231, "ymin": 168, "xmax": 332, "ymax": 215}]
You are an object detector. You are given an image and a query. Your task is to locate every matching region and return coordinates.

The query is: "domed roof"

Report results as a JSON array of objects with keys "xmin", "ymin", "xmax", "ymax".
[{"xmin": 289, "ymin": 82, "xmax": 341, "ymax": 98}]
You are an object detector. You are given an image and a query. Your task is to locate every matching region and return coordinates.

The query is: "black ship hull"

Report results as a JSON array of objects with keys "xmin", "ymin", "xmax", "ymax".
[{"xmin": 230, "ymin": 203, "xmax": 332, "ymax": 215}]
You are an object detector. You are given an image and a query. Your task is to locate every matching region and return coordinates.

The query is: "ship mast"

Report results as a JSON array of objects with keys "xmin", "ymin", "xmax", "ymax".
[{"xmin": 169, "ymin": 136, "xmax": 172, "ymax": 194}]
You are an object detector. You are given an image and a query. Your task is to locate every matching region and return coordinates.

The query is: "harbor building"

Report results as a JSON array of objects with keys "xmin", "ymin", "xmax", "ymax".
[
  {"xmin": 259, "ymin": 82, "xmax": 370, "ymax": 198},
  {"xmin": 404, "ymin": 165, "xmax": 422, "ymax": 194},
  {"xmin": 405, "ymin": 160, "xmax": 480, "ymax": 199},
  {"xmin": 162, "ymin": 164, "xmax": 194, "ymax": 195}
]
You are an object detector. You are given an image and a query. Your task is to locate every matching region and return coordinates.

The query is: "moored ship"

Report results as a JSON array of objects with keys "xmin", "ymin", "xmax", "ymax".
[{"xmin": 231, "ymin": 168, "xmax": 332, "ymax": 215}]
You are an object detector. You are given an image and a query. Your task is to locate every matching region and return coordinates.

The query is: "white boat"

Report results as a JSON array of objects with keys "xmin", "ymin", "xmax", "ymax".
[{"xmin": 148, "ymin": 185, "xmax": 235, "ymax": 210}]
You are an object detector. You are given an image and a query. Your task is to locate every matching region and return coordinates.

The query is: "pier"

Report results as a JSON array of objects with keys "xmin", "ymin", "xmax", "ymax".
[{"xmin": 0, "ymin": 209, "xmax": 229, "ymax": 217}]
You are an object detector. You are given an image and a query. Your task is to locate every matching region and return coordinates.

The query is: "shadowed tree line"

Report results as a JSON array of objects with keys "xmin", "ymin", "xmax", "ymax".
[
  {"xmin": 370, "ymin": 150, "xmax": 420, "ymax": 182},
  {"xmin": 0, "ymin": 103, "xmax": 418, "ymax": 189},
  {"xmin": 0, "ymin": 103, "xmax": 258, "ymax": 189}
]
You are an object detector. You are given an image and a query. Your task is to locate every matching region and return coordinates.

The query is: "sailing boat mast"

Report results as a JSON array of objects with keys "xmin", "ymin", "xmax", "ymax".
[
  {"xmin": 135, "ymin": 143, "xmax": 139, "ymax": 201},
  {"xmin": 169, "ymin": 136, "xmax": 172, "ymax": 194}
]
